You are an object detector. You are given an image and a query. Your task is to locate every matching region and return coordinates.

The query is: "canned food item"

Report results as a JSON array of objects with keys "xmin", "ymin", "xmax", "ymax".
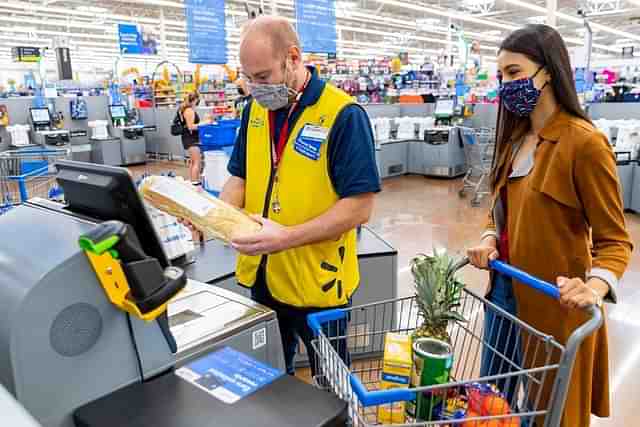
[{"xmin": 408, "ymin": 337, "xmax": 453, "ymax": 421}]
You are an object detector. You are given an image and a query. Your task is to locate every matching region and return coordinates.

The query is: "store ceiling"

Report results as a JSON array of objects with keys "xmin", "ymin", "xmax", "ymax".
[{"xmin": 0, "ymin": 0, "xmax": 639, "ymax": 74}]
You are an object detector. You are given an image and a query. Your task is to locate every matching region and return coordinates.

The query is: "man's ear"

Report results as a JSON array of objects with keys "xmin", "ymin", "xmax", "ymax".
[{"xmin": 288, "ymin": 45, "xmax": 303, "ymax": 67}]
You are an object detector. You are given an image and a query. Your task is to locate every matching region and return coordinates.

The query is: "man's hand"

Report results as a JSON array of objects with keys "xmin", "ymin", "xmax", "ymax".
[{"xmin": 231, "ymin": 215, "xmax": 291, "ymax": 256}]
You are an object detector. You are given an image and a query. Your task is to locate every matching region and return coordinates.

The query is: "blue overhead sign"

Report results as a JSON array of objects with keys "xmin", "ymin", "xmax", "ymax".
[
  {"xmin": 118, "ymin": 23, "xmax": 158, "ymax": 55},
  {"xmin": 185, "ymin": 0, "xmax": 227, "ymax": 64},
  {"xmin": 295, "ymin": 0, "xmax": 337, "ymax": 54}
]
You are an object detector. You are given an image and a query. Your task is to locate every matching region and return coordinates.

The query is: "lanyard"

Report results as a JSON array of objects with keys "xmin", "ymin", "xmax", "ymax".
[{"xmin": 268, "ymin": 72, "xmax": 311, "ymax": 168}]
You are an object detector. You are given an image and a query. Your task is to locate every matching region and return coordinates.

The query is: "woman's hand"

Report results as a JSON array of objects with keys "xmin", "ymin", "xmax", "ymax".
[
  {"xmin": 467, "ymin": 237, "xmax": 499, "ymax": 270},
  {"xmin": 557, "ymin": 277, "xmax": 607, "ymax": 309}
]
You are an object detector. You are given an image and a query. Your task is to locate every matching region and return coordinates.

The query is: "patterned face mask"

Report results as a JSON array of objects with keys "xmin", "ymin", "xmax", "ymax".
[
  {"xmin": 247, "ymin": 60, "xmax": 298, "ymax": 111},
  {"xmin": 499, "ymin": 67, "xmax": 547, "ymax": 117}
]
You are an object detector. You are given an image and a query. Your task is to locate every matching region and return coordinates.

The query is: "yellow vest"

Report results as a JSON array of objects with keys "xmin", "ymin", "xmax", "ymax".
[{"xmin": 236, "ymin": 84, "xmax": 359, "ymax": 308}]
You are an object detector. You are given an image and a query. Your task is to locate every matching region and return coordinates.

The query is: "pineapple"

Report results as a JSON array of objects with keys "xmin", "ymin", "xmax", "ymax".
[{"xmin": 411, "ymin": 251, "xmax": 467, "ymax": 344}]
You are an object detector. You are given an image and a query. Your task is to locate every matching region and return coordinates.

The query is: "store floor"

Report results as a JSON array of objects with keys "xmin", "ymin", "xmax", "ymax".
[{"xmin": 134, "ymin": 162, "xmax": 640, "ymax": 426}]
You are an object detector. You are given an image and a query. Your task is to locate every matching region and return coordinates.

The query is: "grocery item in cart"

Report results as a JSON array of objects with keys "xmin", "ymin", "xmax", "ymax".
[
  {"xmin": 459, "ymin": 383, "xmax": 518, "ymax": 426},
  {"xmin": 411, "ymin": 252, "xmax": 467, "ymax": 344},
  {"xmin": 408, "ymin": 252, "xmax": 466, "ymax": 419},
  {"xmin": 411, "ymin": 337, "xmax": 454, "ymax": 421},
  {"xmin": 140, "ymin": 175, "xmax": 261, "ymax": 243},
  {"xmin": 377, "ymin": 333, "xmax": 413, "ymax": 423}
]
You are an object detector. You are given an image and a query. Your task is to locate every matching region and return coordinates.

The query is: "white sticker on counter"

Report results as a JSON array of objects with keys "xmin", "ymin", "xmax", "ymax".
[
  {"xmin": 253, "ymin": 328, "xmax": 267, "ymax": 350},
  {"xmin": 175, "ymin": 347, "xmax": 283, "ymax": 404},
  {"xmin": 149, "ymin": 177, "xmax": 213, "ymax": 217}
]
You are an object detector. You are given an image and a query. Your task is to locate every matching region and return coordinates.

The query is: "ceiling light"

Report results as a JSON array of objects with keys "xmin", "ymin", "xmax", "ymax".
[
  {"xmin": 416, "ymin": 18, "xmax": 441, "ymax": 27},
  {"xmin": 462, "ymin": 0, "xmax": 496, "ymax": 14},
  {"xmin": 615, "ymin": 38, "xmax": 636, "ymax": 45},
  {"xmin": 372, "ymin": 0, "xmax": 518, "ymax": 31},
  {"xmin": 336, "ymin": 1, "xmax": 357, "ymax": 9},
  {"xmin": 483, "ymin": 30, "xmax": 502, "ymax": 36},
  {"xmin": 504, "ymin": 0, "xmax": 640, "ymax": 42},
  {"xmin": 583, "ymin": 0, "xmax": 624, "ymax": 15},
  {"xmin": 526, "ymin": 16, "xmax": 547, "ymax": 24},
  {"xmin": 76, "ymin": 6, "xmax": 109, "ymax": 14}
]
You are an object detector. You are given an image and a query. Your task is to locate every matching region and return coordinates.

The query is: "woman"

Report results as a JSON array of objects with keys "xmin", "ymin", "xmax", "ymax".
[
  {"xmin": 180, "ymin": 92, "xmax": 203, "ymax": 185},
  {"xmin": 234, "ymin": 78, "xmax": 251, "ymax": 118},
  {"xmin": 467, "ymin": 25, "xmax": 632, "ymax": 426}
]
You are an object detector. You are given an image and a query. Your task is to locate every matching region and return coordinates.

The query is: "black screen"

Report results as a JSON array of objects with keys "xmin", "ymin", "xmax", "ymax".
[{"xmin": 55, "ymin": 160, "xmax": 169, "ymax": 268}]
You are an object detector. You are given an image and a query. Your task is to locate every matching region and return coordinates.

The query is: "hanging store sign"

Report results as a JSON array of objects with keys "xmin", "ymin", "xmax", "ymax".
[
  {"xmin": 12, "ymin": 47, "xmax": 41, "ymax": 63},
  {"xmin": 56, "ymin": 47, "xmax": 73, "ymax": 80},
  {"xmin": 118, "ymin": 23, "xmax": 158, "ymax": 55},
  {"xmin": 185, "ymin": 0, "xmax": 227, "ymax": 64},
  {"xmin": 295, "ymin": 0, "xmax": 337, "ymax": 54}
]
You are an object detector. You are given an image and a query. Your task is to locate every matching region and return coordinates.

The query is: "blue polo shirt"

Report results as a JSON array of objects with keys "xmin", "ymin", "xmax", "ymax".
[{"xmin": 227, "ymin": 67, "xmax": 381, "ymax": 198}]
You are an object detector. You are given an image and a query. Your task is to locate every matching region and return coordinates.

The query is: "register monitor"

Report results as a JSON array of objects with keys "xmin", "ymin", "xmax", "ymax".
[
  {"xmin": 434, "ymin": 98, "xmax": 455, "ymax": 117},
  {"xmin": 55, "ymin": 160, "xmax": 169, "ymax": 268},
  {"xmin": 29, "ymin": 107, "xmax": 51, "ymax": 126},
  {"xmin": 109, "ymin": 104, "xmax": 127, "ymax": 121}
]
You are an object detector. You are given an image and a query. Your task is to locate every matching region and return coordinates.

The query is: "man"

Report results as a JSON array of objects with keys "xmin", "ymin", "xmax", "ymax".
[{"xmin": 222, "ymin": 16, "xmax": 380, "ymax": 376}]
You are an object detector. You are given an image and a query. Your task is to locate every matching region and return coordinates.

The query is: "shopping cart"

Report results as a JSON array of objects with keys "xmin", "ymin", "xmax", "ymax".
[
  {"xmin": 308, "ymin": 259, "xmax": 603, "ymax": 427},
  {"xmin": 459, "ymin": 128, "xmax": 495, "ymax": 206},
  {"xmin": 0, "ymin": 147, "xmax": 70, "ymax": 215}
]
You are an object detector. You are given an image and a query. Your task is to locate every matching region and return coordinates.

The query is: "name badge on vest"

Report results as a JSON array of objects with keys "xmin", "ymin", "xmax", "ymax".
[{"xmin": 294, "ymin": 125, "xmax": 329, "ymax": 161}]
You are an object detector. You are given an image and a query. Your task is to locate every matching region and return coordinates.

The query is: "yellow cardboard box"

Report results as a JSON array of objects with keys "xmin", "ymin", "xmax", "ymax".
[{"xmin": 377, "ymin": 333, "xmax": 413, "ymax": 424}]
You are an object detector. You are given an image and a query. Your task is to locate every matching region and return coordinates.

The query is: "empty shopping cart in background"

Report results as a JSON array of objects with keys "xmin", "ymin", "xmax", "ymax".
[
  {"xmin": 459, "ymin": 128, "xmax": 495, "ymax": 206},
  {"xmin": 308, "ymin": 259, "xmax": 603, "ymax": 427},
  {"xmin": 0, "ymin": 147, "xmax": 69, "ymax": 215}
]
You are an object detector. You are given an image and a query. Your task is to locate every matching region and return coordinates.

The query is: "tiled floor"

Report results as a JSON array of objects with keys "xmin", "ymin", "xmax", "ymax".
[{"xmin": 138, "ymin": 162, "xmax": 640, "ymax": 426}]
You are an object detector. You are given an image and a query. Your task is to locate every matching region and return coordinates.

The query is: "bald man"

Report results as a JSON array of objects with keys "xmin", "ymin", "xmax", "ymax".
[{"xmin": 221, "ymin": 16, "xmax": 380, "ymax": 376}]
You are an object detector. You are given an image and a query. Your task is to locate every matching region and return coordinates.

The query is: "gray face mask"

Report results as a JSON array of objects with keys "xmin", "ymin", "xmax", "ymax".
[{"xmin": 248, "ymin": 61, "xmax": 298, "ymax": 111}]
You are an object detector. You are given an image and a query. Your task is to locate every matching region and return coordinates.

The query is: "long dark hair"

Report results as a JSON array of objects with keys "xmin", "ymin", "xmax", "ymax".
[{"xmin": 491, "ymin": 25, "xmax": 590, "ymax": 190}]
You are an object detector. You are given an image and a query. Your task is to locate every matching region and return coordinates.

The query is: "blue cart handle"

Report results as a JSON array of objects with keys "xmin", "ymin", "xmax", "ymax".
[
  {"xmin": 489, "ymin": 260, "xmax": 561, "ymax": 300},
  {"xmin": 307, "ymin": 309, "xmax": 348, "ymax": 336},
  {"xmin": 308, "ymin": 259, "xmax": 562, "ymax": 336},
  {"xmin": 454, "ymin": 257, "xmax": 560, "ymax": 300}
]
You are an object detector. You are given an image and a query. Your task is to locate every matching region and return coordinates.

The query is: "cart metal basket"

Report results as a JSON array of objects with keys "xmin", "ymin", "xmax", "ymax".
[
  {"xmin": 0, "ymin": 147, "xmax": 69, "ymax": 214},
  {"xmin": 308, "ymin": 259, "xmax": 602, "ymax": 427},
  {"xmin": 459, "ymin": 128, "xmax": 495, "ymax": 206}
]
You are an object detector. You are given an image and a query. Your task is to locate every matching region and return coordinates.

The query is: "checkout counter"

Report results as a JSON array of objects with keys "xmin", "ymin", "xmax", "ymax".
[
  {"xmin": 29, "ymin": 107, "xmax": 70, "ymax": 147},
  {"xmin": 376, "ymin": 99, "xmax": 467, "ymax": 179},
  {"xmin": 0, "ymin": 161, "xmax": 347, "ymax": 427},
  {"xmin": 91, "ymin": 105, "xmax": 155, "ymax": 166},
  {"xmin": 25, "ymin": 107, "xmax": 91, "ymax": 162}
]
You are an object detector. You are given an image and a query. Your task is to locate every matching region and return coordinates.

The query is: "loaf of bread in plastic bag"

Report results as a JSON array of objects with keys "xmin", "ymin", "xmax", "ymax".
[{"xmin": 140, "ymin": 175, "xmax": 261, "ymax": 242}]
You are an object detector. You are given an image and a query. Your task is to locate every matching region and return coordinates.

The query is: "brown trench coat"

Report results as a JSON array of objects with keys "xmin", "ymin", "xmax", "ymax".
[{"xmin": 486, "ymin": 109, "xmax": 633, "ymax": 427}]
